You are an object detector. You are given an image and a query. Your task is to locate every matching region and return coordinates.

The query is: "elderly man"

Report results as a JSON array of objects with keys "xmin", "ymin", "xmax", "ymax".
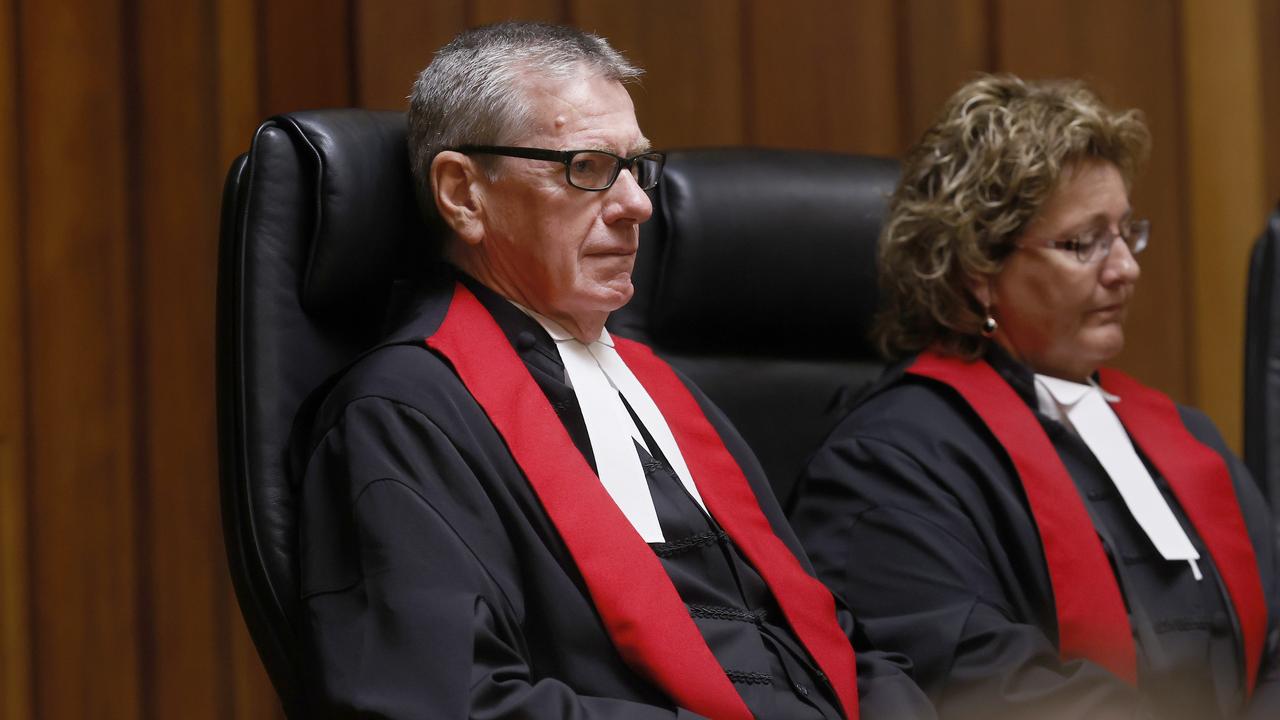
[{"xmin": 295, "ymin": 21, "xmax": 933, "ymax": 719}]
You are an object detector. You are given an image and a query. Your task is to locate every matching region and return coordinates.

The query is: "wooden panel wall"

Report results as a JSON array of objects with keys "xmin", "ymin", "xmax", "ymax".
[
  {"xmin": 0, "ymin": 0, "xmax": 29, "ymax": 716},
  {"xmin": 1262, "ymin": 0, "xmax": 1280, "ymax": 214},
  {"xmin": 135, "ymin": 1, "xmax": 240, "ymax": 718},
  {"xmin": 1181, "ymin": 0, "xmax": 1268, "ymax": 455},
  {"xmin": 0, "ymin": 2, "xmax": 1273, "ymax": 718},
  {"xmin": 22, "ymin": 0, "xmax": 143, "ymax": 717}
]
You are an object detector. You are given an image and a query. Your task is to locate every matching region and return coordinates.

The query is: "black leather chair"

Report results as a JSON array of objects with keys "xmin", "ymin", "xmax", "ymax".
[
  {"xmin": 615, "ymin": 148, "xmax": 897, "ymax": 503},
  {"xmin": 1244, "ymin": 202, "xmax": 1280, "ymax": 516},
  {"xmin": 217, "ymin": 109, "xmax": 896, "ymax": 715},
  {"xmin": 217, "ymin": 109, "xmax": 425, "ymax": 717}
]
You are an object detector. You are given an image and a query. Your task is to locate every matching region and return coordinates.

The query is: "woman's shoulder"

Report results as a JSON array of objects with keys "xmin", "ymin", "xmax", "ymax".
[{"xmin": 827, "ymin": 358, "xmax": 996, "ymax": 455}]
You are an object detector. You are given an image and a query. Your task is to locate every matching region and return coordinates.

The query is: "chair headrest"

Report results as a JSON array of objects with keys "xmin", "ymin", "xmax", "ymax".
[
  {"xmin": 265, "ymin": 110, "xmax": 429, "ymax": 311},
  {"xmin": 642, "ymin": 148, "xmax": 898, "ymax": 358}
]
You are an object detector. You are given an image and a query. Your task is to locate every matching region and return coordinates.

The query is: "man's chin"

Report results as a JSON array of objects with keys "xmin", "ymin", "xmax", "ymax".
[{"xmin": 590, "ymin": 276, "xmax": 635, "ymax": 312}]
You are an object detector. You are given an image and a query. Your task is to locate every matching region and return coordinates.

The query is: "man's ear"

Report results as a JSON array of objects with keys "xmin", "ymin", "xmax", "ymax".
[{"xmin": 431, "ymin": 151, "xmax": 486, "ymax": 246}]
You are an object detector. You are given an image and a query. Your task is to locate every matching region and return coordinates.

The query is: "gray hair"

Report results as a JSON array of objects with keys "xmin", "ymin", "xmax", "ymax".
[{"xmin": 407, "ymin": 21, "xmax": 643, "ymax": 228}]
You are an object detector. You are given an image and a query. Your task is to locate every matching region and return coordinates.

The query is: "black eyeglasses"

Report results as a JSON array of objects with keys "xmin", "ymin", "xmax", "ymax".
[{"xmin": 452, "ymin": 145, "xmax": 666, "ymax": 191}]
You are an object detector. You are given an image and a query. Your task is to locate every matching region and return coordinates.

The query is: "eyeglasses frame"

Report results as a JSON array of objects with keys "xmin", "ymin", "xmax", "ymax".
[
  {"xmin": 1019, "ymin": 217, "xmax": 1151, "ymax": 263},
  {"xmin": 450, "ymin": 144, "xmax": 666, "ymax": 192}
]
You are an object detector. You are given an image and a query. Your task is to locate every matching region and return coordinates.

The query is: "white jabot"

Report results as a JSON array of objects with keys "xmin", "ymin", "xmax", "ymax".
[
  {"xmin": 518, "ymin": 308, "xmax": 707, "ymax": 542},
  {"xmin": 1035, "ymin": 374, "xmax": 1203, "ymax": 580}
]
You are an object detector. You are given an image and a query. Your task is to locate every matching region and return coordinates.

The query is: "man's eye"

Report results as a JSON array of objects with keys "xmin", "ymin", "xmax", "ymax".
[{"xmin": 572, "ymin": 154, "xmax": 610, "ymax": 174}]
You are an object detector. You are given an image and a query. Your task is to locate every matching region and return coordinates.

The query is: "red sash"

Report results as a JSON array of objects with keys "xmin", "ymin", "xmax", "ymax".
[
  {"xmin": 426, "ymin": 283, "xmax": 860, "ymax": 719},
  {"xmin": 1098, "ymin": 368, "xmax": 1267, "ymax": 694},
  {"xmin": 909, "ymin": 351, "xmax": 1266, "ymax": 694}
]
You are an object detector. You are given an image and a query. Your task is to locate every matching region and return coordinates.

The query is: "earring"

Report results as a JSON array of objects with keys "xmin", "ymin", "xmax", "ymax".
[{"xmin": 982, "ymin": 314, "xmax": 998, "ymax": 337}]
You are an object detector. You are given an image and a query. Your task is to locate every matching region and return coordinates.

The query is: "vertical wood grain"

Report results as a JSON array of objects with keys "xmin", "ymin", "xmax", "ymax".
[
  {"xmin": 133, "ymin": 0, "xmax": 232, "ymax": 718},
  {"xmin": 996, "ymin": 0, "xmax": 1191, "ymax": 407},
  {"xmin": 19, "ymin": 0, "xmax": 142, "ymax": 716},
  {"xmin": 0, "ymin": 440, "xmax": 26, "ymax": 720},
  {"xmin": 573, "ymin": 0, "xmax": 746, "ymax": 147},
  {"xmin": 746, "ymin": 0, "xmax": 902, "ymax": 154},
  {"xmin": 472, "ymin": 0, "xmax": 563, "ymax": 25},
  {"xmin": 901, "ymin": 0, "xmax": 992, "ymax": 142},
  {"xmin": 216, "ymin": 0, "xmax": 262, "ymax": 169},
  {"xmin": 1260, "ymin": 0, "xmax": 1280, "ymax": 207},
  {"xmin": 1181, "ymin": 0, "xmax": 1267, "ymax": 450},
  {"xmin": 260, "ymin": 0, "xmax": 354, "ymax": 116},
  {"xmin": 353, "ymin": 0, "xmax": 466, "ymax": 110},
  {"xmin": 0, "ymin": 0, "xmax": 30, "ymax": 716},
  {"xmin": 229, "ymin": 618, "xmax": 286, "ymax": 720}
]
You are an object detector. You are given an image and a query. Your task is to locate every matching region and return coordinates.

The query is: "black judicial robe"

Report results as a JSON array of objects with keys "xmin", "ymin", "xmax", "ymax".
[
  {"xmin": 790, "ymin": 351, "xmax": 1280, "ymax": 720},
  {"xmin": 295, "ymin": 275, "xmax": 932, "ymax": 718}
]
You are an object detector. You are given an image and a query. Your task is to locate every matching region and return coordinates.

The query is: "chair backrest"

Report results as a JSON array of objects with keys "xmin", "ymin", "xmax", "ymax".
[
  {"xmin": 217, "ymin": 109, "xmax": 896, "ymax": 714},
  {"xmin": 611, "ymin": 148, "xmax": 898, "ymax": 504},
  {"xmin": 217, "ymin": 109, "xmax": 425, "ymax": 716},
  {"xmin": 1243, "ymin": 202, "xmax": 1280, "ymax": 514}
]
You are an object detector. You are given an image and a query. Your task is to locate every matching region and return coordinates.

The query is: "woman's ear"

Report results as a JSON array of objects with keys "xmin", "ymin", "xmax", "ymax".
[
  {"xmin": 431, "ymin": 151, "xmax": 486, "ymax": 246},
  {"xmin": 966, "ymin": 273, "xmax": 993, "ymax": 310}
]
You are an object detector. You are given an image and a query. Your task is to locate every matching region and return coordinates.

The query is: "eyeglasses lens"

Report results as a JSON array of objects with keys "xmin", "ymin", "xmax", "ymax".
[
  {"xmin": 568, "ymin": 151, "xmax": 618, "ymax": 190},
  {"xmin": 566, "ymin": 151, "xmax": 664, "ymax": 191},
  {"xmin": 632, "ymin": 154, "xmax": 662, "ymax": 190},
  {"xmin": 1079, "ymin": 220, "xmax": 1151, "ymax": 262}
]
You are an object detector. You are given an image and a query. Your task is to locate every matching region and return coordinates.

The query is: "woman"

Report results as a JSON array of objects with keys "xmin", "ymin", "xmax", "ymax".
[{"xmin": 790, "ymin": 75, "xmax": 1280, "ymax": 719}]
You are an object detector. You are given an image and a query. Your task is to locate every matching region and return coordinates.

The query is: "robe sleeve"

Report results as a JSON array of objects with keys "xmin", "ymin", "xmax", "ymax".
[
  {"xmin": 1172, "ymin": 407, "xmax": 1280, "ymax": 712},
  {"xmin": 1182, "ymin": 408, "xmax": 1280, "ymax": 720},
  {"xmin": 298, "ymin": 395, "xmax": 699, "ymax": 718},
  {"xmin": 1247, "ymin": 653, "xmax": 1280, "ymax": 720},
  {"xmin": 1228, "ymin": 467, "xmax": 1280, "ymax": 720},
  {"xmin": 793, "ymin": 430, "xmax": 1145, "ymax": 720}
]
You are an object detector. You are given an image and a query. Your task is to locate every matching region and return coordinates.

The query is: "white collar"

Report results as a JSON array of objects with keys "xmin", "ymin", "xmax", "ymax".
[
  {"xmin": 512, "ymin": 302, "xmax": 613, "ymax": 348},
  {"xmin": 1033, "ymin": 372, "xmax": 1202, "ymax": 579},
  {"xmin": 1035, "ymin": 373, "xmax": 1119, "ymax": 406},
  {"xmin": 507, "ymin": 301, "xmax": 706, "ymax": 542},
  {"xmin": 1034, "ymin": 374, "xmax": 1118, "ymax": 430}
]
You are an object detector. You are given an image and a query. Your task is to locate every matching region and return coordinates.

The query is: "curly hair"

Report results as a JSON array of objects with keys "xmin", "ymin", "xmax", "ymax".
[{"xmin": 874, "ymin": 74, "xmax": 1151, "ymax": 360}]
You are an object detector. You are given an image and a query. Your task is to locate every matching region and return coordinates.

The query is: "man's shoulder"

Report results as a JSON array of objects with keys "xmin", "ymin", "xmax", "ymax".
[
  {"xmin": 311, "ymin": 276, "xmax": 467, "ymax": 422},
  {"xmin": 325, "ymin": 342, "xmax": 461, "ymax": 412}
]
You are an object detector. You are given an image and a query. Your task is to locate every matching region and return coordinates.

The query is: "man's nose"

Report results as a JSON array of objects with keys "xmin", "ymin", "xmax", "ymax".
[{"xmin": 603, "ymin": 168, "xmax": 653, "ymax": 225}]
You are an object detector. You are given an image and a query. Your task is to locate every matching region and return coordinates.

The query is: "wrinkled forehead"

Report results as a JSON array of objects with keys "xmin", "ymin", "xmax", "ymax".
[{"xmin": 512, "ymin": 69, "xmax": 649, "ymax": 153}]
